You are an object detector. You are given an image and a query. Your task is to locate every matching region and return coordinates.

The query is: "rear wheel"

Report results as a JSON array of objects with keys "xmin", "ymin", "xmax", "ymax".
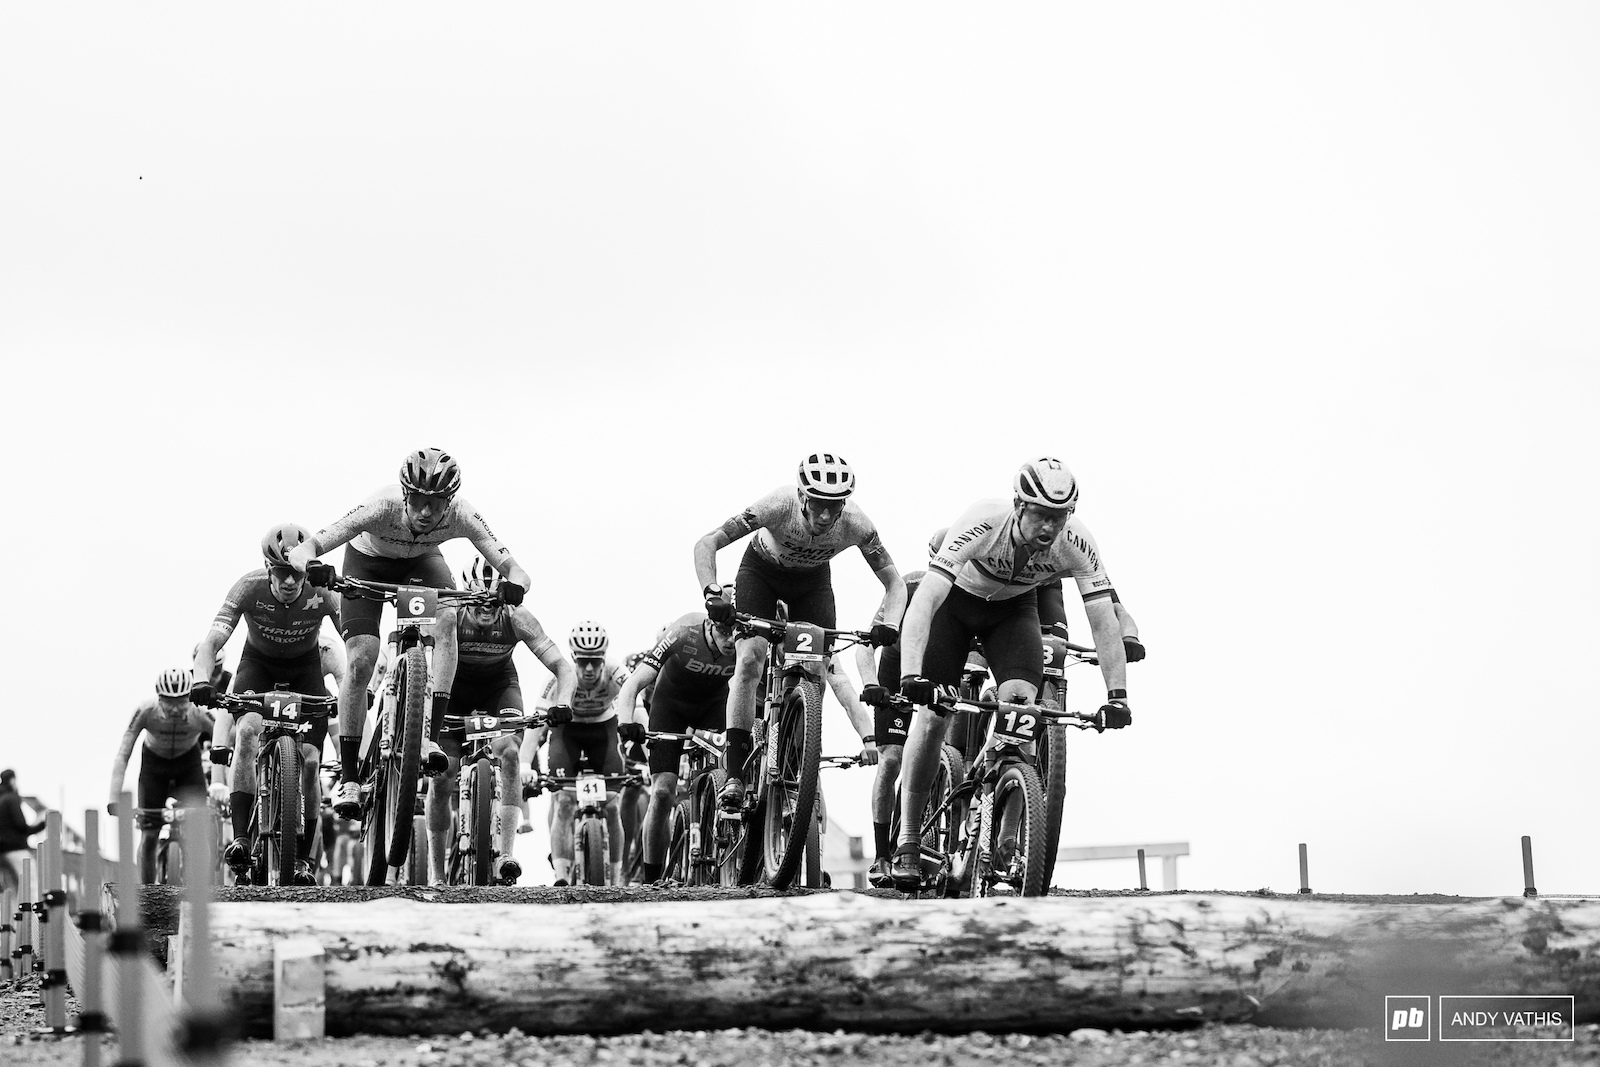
[
  {"xmin": 1037, "ymin": 680, "xmax": 1068, "ymax": 891},
  {"xmin": 577, "ymin": 818, "xmax": 607, "ymax": 886},
  {"xmin": 967, "ymin": 761, "xmax": 1048, "ymax": 897},
  {"xmin": 735, "ymin": 797, "xmax": 765, "ymax": 886},
  {"xmin": 760, "ymin": 678, "xmax": 823, "ymax": 889},
  {"xmin": 406, "ymin": 810, "xmax": 428, "ymax": 885},
  {"xmin": 364, "ymin": 773, "xmax": 389, "ymax": 885},
  {"xmin": 384, "ymin": 646, "xmax": 427, "ymax": 868},
  {"xmin": 471, "ymin": 758, "xmax": 495, "ymax": 885},
  {"xmin": 687, "ymin": 769, "xmax": 727, "ymax": 886},
  {"xmin": 272, "ymin": 734, "xmax": 301, "ymax": 886},
  {"xmin": 665, "ymin": 797, "xmax": 694, "ymax": 882}
]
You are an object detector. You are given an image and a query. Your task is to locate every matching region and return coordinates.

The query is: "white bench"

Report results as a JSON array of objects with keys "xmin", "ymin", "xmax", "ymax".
[{"xmin": 1056, "ymin": 841, "xmax": 1190, "ymax": 890}]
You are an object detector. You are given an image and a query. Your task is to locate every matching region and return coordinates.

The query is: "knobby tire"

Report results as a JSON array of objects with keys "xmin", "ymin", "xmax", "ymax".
[
  {"xmin": 273, "ymin": 734, "xmax": 301, "ymax": 886},
  {"xmin": 760, "ymin": 677, "xmax": 823, "ymax": 889},
  {"xmin": 471, "ymin": 757, "xmax": 495, "ymax": 885},
  {"xmin": 385, "ymin": 645, "xmax": 428, "ymax": 868}
]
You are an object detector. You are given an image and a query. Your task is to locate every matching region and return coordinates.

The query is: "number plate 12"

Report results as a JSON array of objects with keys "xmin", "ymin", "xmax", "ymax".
[
  {"xmin": 991, "ymin": 706, "xmax": 1040, "ymax": 746},
  {"xmin": 783, "ymin": 622, "xmax": 826, "ymax": 666},
  {"xmin": 396, "ymin": 586, "xmax": 438, "ymax": 625}
]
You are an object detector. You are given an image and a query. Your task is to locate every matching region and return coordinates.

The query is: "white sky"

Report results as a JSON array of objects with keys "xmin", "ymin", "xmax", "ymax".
[{"xmin": 3, "ymin": 4, "xmax": 1596, "ymax": 895}]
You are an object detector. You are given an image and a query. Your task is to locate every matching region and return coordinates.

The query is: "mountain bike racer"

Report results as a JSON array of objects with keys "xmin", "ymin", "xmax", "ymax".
[{"xmin": 107, "ymin": 669, "xmax": 215, "ymax": 884}]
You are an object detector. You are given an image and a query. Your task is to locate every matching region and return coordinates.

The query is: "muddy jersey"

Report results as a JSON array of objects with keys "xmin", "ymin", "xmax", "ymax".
[
  {"xmin": 314, "ymin": 485, "xmax": 513, "ymax": 566},
  {"xmin": 538, "ymin": 657, "xmax": 629, "ymax": 722},
  {"xmin": 642, "ymin": 612, "xmax": 736, "ymax": 702},
  {"xmin": 930, "ymin": 500, "xmax": 1114, "ymax": 603},
  {"xmin": 456, "ymin": 605, "xmax": 518, "ymax": 672},
  {"xmin": 210, "ymin": 571, "xmax": 340, "ymax": 659},
  {"xmin": 719, "ymin": 486, "xmax": 893, "ymax": 572},
  {"xmin": 127, "ymin": 699, "xmax": 213, "ymax": 759}
]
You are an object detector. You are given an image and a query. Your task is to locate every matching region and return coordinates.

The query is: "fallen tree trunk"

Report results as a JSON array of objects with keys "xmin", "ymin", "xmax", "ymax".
[{"xmin": 200, "ymin": 893, "xmax": 1600, "ymax": 1036}]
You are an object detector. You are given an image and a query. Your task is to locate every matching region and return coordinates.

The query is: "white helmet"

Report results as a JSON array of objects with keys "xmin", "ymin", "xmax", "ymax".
[
  {"xmin": 155, "ymin": 667, "xmax": 193, "ymax": 698},
  {"xmin": 569, "ymin": 621, "xmax": 609, "ymax": 657},
  {"xmin": 460, "ymin": 556, "xmax": 501, "ymax": 594},
  {"xmin": 1014, "ymin": 457, "xmax": 1078, "ymax": 512},
  {"xmin": 797, "ymin": 452, "xmax": 856, "ymax": 500}
]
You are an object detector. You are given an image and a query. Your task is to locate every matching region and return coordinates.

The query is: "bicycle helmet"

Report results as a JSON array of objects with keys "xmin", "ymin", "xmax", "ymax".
[
  {"xmin": 261, "ymin": 523, "xmax": 312, "ymax": 567},
  {"xmin": 569, "ymin": 621, "xmax": 609, "ymax": 657},
  {"xmin": 1013, "ymin": 456, "xmax": 1078, "ymax": 512},
  {"xmin": 155, "ymin": 667, "xmax": 193, "ymax": 698},
  {"xmin": 399, "ymin": 447, "xmax": 462, "ymax": 497},
  {"xmin": 796, "ymin": 452, "xmax": 855, "ymax": 500},
  {"xmin": 460, "ymin": 556, "xmax": 501, "ymax": 593}
]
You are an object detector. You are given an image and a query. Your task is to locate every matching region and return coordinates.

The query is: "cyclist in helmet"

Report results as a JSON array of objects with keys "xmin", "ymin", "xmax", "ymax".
[
  {"xmin": 193, "ymin": 523, "xmax": 344, "ymax": 884},
  {"xmin": 282, "ymin": 448, "xmax": 537, "ymax": 822},
  {"xmin": 693, "ymin": 452, "xmax": 904, "ymax": 811},
  {"xmin": 422, "ymin": 557, "xmax": 574, "ymax": 885},
  {"xmin": 107, "ymin": 669, "xmax": 215, "ymax": 883},
  {"xmin": 887, "ymin": 457, "xmax": 1136, "ymax": 889},
  {"xmin": 531, "ymin": 621, "xmax": 630, "ymax": 885},
  {"xmin": 607, "ymin": 599, "xmax": 739, "ymax": 884}
]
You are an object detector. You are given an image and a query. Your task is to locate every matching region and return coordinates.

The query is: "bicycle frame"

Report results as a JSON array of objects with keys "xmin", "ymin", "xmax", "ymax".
[{"xmin": 216, "ymin": 689, "xmax": 335, "ymax": 886}]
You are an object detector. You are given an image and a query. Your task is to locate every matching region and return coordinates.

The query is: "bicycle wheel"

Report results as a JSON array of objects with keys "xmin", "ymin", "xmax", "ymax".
[
  {"xmin": 406, "ymin": 812, "xmax": 429, "ymax": 885},
  {"xmin": 577, "ymin": 818, "xmax": 607, "ymax": 886},
  {"xmin": 686, "ymin": 768, "xmax": 726, "ymax": 886},
  {"xmin": 1036, "ymin": 719, "xmax": 1068, "ymax": 892},
  {"xmin": 760, "ymin": 677, "xmax": 823, "ymax": 889},
  {"xmin": 470, "ymin": 758, "xmax": 495, "ymax": 885},
  {"xmin": 968, "ymin": 761, "xmax": 1048, "ymax": 897},
  {"xmin": 364, "ymin": 770, "xmax": 390, "ymax": 885},
  {"xmin": 385, "ymin": 645, "xmax": 427, "ymax": 868},
  {"xmin": 804, "ymin": 817, "xmax": 822, "ymax": 888},
  {"xmin": 665, "ymin": 796, "xmax": 694, "ymax": 883},
  {"xmin": 273, "ymin": 734, "xmax": 301, "ymax": 886}
]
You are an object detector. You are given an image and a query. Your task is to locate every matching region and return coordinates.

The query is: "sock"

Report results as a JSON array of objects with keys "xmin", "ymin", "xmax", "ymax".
[
  {"xmin": 340, "ymin": 736, "xmax": 362, "ymax": 782},
  {"xmin": 873, "ymin": 822, "xmax": 892, "ymax": 861},
  {"xmin": 230, "ymin": 792, "xmax": 254, "ymax": 840},
  {"xmin": 641, "ymin": 861, "xmax": 663, "ymax": 883},
  {"xmin": 430, "ymin": 693, "xmax": 450, "ymax": 739},
  {"xmin": 724, "ymin": 728, "xmax": 753, "ymax": 781},
  {"xmin": 898, "ymin": 791, "xmax": 928, "ymax": 849}
]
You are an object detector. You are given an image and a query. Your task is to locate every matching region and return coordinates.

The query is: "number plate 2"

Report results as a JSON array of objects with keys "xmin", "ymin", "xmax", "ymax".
[
  {"xmin": 466, "ymin": 714, "xmax": 504, "ymax": 740},
  {"xmin": 991, "ymin": 705, "xmax": 1040, "ymax": 746},
  {"xmin": 396, "ymin": 585, "xmax": 438, "ymax": 625},
  {"xmin": 576, "ymin": 775, "xmax": 607, "ymax": 806},
  {"xmin": 783, "ymin": 622, "xmax": 826, "ymax": 666}
]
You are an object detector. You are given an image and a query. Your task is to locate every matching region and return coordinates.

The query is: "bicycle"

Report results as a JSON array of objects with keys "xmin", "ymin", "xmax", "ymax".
[
  {"xmin": 213, "ymin": 689, "xmax": 335, "ymax": 886},
  {"xmin": 535, "ymin": 770, "xmax": 646, "ymax": 886},
  {"xmin": 618, "ymin": 746, "xmax": 651, "ymax": 885},
  {"xmin": 1035, "ymin": 635, "xmax": 1100, "ymax": 892},
  {"xmin": 726, "ymin": 605, "xmax": 873, "ymax": 889},
  {"xmin": 881, "ymin": 690, "xmax": 1113, "ymax": 897},
  {"xmin": 438, "ymin": 710, "xmax": 544, "ymax": 885},
  {"xmin": 644, "ymin": 728, "xmax": 737, "ymax": 886},
  {"xmin": 321, "ymin": 574, "xmax": 498, "ymax": 885}
]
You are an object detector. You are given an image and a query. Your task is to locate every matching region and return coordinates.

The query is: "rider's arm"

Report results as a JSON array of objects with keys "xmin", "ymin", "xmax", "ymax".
[
  {"xmin": 108, "ymin": 708, "xmax": 147, "ymax": 807},
  {"xmin": 455, "ymin": 503, "xmax": 531, "ymax": 589},
  {"xmin": 694, "ymin": 498, "xmax": 769, "ymax": 589},
  {"xmin": 852, "ymin": 644, "xmax": 879, "ymax": 693},
  {"xmin": 899, "ymin": 571, "xmax": 955, "ymax": 680},
  {"xmin": 511, "ymin": 609, "xmax": 574, "ymax": 704},
  {"xmin": 857, "ymin": 522, "xmax": 907, "ymax": 629},
  {"xmin": 1084, "ymin": 594, "xmax": 1128, "ymax": 694},
  {"xmin": 196, "ymin": 577, "xmax": 248, "ymax": 678},
  {"xmin": 1115, "ymin": 599, "xmax": 1139, "ymax": 640},
  {"xmin": 609, "ymin": 661, "xmax": 659, "ymax": 726},
  {"xmin": 288, "ymin": 496, "xmax": 383, "ymax": 571}
]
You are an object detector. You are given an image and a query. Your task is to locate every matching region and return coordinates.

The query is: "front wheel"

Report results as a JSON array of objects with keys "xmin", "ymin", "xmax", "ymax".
[
  {"xmin": 271, "ymin": 734, "xmax": 301, "ymax": 886},
  {"xmin": 687, "ymin": 769, "xmax": 727, "ymax": 886},
  {"xmin": 967, "ymin": 761, "xmax": 1048, "ymax": 897},
  {"xmin": 760, "ymin": 677, "xmax": 823, "ymax": 889},
  {"xmin": 364, "ymin": 773, "xmax": 390, "ymax": 886},
  {"xmin": 577, "ymin": 817, "xmax": 607, "ymax": 886},
  {"xmin": 470, "ymin": 758, "xmax": 495, "ymax": 885},
  {"xmin": 385, "ymin": 644, "xmax": 428, "ymax": 868}
]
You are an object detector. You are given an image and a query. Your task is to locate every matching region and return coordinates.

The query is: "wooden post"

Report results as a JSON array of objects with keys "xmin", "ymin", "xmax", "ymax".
[
  {"xmin": 1522, "ymin": 835, "xmax": 1537, "ymax": 898},
  {"xmin": 43, "ymin": 811, "xmax": 69, "ymax": 1031},
  {"xmin": 2, "ymin": 882, "xmax": 13, "ymax": 983},
  {"xmin": 1297, "ymin": 843, "xmax": 1312, "ymax": 894},
  {"xmin": 17, "ymin": 855, "xmax": 34, "ymax": 978},
  {"xmin": 1136, "ymin": 848, "xmax": 1147, "ymax": 891},
  {"xmin": 78, "ymin": 811, "xmax": 107, "ymax": 1067},
  {"xmin": 273, "ymin": 938, "xmax": 327, "ymax": 1040},
  {"xmin": 178, "ymin": 793, "xmax": 226, "ymax": 1065},
  {"xmin": 111, "ymin": 794, "xmax": 145, "ymax": 1067}
]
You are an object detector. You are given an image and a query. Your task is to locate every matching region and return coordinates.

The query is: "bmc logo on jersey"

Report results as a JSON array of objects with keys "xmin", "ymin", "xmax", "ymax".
[
  {"xmin": 685, "ymin": 659, "xmax": 735, "ymax": 677},
  {"xmin": 1385, "ymin": 996, "xmax": 1431, "ymax": 1041}
]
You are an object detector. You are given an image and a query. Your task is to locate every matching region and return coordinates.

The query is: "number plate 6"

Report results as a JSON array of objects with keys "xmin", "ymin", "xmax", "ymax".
[
  {"xmin": 783, "ymin": 622, "xmax": 826, "ymax": 667},
  {"xmin": 396, "ymin": 586, "xmax": 438, "ymax": 625}
]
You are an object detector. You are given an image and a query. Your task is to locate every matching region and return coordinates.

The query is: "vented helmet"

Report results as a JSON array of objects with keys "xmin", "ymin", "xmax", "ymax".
[
  {"xmin": 155, "ymin": 667, "xmax": 193, "ymax": 698},
  {"xmin": 1013, "ymin": 457, "xmax": 1078, "ymax": 512},
  {"xmin": 460, "ymin": 556, "xmax": 501, "ymax": 594},
  {"xmin": 399, "ymin": 447, "xmax": 462, "ymax": 497},
  {"xmin": 569, "ymin": 621, "xmax": 609, "ymax": 657},
  {"xmin": 262, "ymin": 523, "xmax": 312, "ymax": 567},
  {"xmin": 796, "ymin": 452, "xmax": 856, "ymax": 500}
]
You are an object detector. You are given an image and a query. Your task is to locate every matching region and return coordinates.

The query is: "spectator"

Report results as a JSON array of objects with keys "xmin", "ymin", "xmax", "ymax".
[{"xmin": 0, "ymin": 769, "xmax": 47, "ymax": 894}]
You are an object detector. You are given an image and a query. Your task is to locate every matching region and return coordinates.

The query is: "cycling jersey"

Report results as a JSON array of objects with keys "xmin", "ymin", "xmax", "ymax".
[
  {"xmin": 125, "ymin": 699, "xmax": 213, "ymax": 759},
  {"xmin": 640, "ymin": 612, "xmax": 736, "ymax": 702},
  {"xmin": 313, "ymin": 485, "xmax": 513, "ymax": 567},
  {"xmin": 539, "ymin": 657, "xmax": 629, "ymax": 722},
  {"xmin": 456, "ymin": 605, "xmax": 518, "ymax": 671},
  {"xmin": 719, "ymin": 487, "xmax": 893, "ymax": 571},
  {"xmin": 209, "ymin": 571, "xmax": 341, "ymax": 659},
  {"xmin": 930, "ymin": 500, "xmax": 1114, "ymax": 603}
]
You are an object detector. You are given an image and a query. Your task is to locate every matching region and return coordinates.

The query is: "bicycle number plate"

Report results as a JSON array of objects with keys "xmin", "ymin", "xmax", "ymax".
[
  {"xmin": 783, "ymin": 622, "xmax": 827, "ymax": 666},
  {"xmin": 396, "ymin": 586, "xmax": 438, "ymax": 625},
  {"xmin": 992, "ymin": 706, "xmax": 1040, "ymax": 746},
  {"xmin": 1041, "ymin": 635, "xmax": 1068, "ymax": 679},
  {"xmin": 465, "ymin": 714, "xmax": 504, "ymax": 740},
  {"xmin": 576, "ymin": 774, "xmax": 607, "ymax": 806},
  {"xmin": 261, "ymin": 693, "xmax": 304, "ymax": 727}
]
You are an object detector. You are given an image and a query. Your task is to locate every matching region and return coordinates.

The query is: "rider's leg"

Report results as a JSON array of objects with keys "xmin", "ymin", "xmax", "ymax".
[
  {"xmin": 618, "ymin": 784, "xmax": 644, "ymax": 881},
  {"xmin": 896, "ymin": 710, "xmax": 952, "ymax": 847},
  {"xmin": 640, "ymin": 768, "xmax": 680, "ymax": 882},
  {"xmin": 426, "ymin": 757, "xmax": 459, "ymax": 884},
  {"xmin": 871, "ymin": 743, "xmax": 904, "ymax": 857},
  {"xmin": 299, "ymin": 742, "xmax": 320, "ymax": 857},
  {"xmin": 550, "ymin": 791, "xmax": 575, "ymax": 884},
  {"xmin": 228, "ymin": 712, "xmax": 264, "ymax": 841},
  {"xmin": 339, "ymin": 635, "xmax": 381, "ymax": 782},
  {"xmin": 721, "ymin": 635, "xmax": 767, "ymax": 791},
  {"xmin": 427, "ymin": 605, "xmax": 459, "ymax": 747},
  {"xmin": 990, "ymin": 679, "xmax": 1038, "ymax": 862},
  {"xmin": 604, "ymin": 795, "xmax": 625, "ymax": 884},
  {"xmin": 491, "ymin": 734, "xmax": 521, "ymax": 869},
  {"xmin": 138, "ymin": 826, "xmax": 160, "ymax": 884}
]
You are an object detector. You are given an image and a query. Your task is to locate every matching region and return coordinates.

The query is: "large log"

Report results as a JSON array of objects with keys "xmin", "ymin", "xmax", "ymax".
[{"xmin": 201, "ymin": 892, "xmax": 1600, "ymax": 1036}]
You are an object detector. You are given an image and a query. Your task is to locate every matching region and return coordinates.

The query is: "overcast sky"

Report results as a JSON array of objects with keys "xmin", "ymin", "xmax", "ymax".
[{"xmin": 3, "ymin": 4, "xmax": 1596, "ymax": 894}]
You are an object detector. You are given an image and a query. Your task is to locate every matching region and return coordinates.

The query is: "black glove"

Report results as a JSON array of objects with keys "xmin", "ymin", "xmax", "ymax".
[
  {"xmin": 106, "ymin": 802, "xmax": 119, "ymax": 817},
  {"xmin": 619, "ymin": 722, "xmax": 645, "ymax": 745},
  {"xmin": 1123, "ymin": 636, "xmax": 1146, "ymax": 663},
  {"xmin": 305, "ymin": 561, "xmax": 336, "ymax": 588},
  {"xmin": 1047, "ymin": 621, "xmax": 1070, "ymax": 641},
  {"xmin": 1100, "ymin": 698, "xmax": 1132, "ymax": 730},
  {"xmin": 899, "ymin": 675, "xmax": 936, "ymax": 706},
  {"xmin": 498, "ymin": 581, "xmax": 525, "ymax": 606},
  {"xmin": 546, "ymin": 704, "xmax": 574, "ymax": 726},
  {"xmin": 869, "ymin": 624, "xmax": 898, "ymax": 648},
  {"xmin": 209, "ymin": 745, "xmax": 232, "ymax": 767},
  {"xmin": 859, "ymin": 684, "xmax": 889, "ymax": 707},
  {"xmin": 190, "ymin": 681, "xmax": 216, "ymax": 707},
  {"xmin": 625, "ymin": 741, "xmax": 647, "ymax": 765},
  {"xmin": 703, "ymin": 584, "xmax": 733, "ymax": 624}
]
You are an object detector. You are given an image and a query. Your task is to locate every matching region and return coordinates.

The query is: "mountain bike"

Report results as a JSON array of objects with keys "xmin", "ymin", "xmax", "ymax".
[
  {"xmin": 618, "ymin": 746, "xmax": 651, "ymax": 885},
  {"xmin": 131, "ymin": 802, "xmax": 224, "ymax": 886},
  {"xmin": 536, "ymin": 770, "xmax": 646, "ymax": 886},
  {"xmin": 322, "ymin": 574, "xmax": 498, "ymax": 885},
  {"xmin": 439, "ymin": 711, "xmax": 544, "ymax": 885},
  {"xmin": 1036, "ymin": 635, "xmax": 1100, "ymax": 891},
  {"xmin": 727, "ymin": 605, "xmax": 873, "ymax": 889},
  {"xmin": 214, "ymin": 689, "xmax": 335, "ymax": 886},
  {"xmin": 644, "ymin": 728, "xmax": 732, "ymax": 885}
]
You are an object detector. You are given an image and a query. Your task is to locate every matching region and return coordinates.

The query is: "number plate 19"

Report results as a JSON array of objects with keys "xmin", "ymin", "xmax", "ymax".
[
  {"xmin": 576, "ymin": 775, "xmax": 607, "ymax": 806},
  {"xmin": 397, "ymin": 586, "xmax": 438, "ymax": 625},
  {"xmin": 783, "ymin": 622, "xmax": 826, "ymax": 666},
  {"xmin": 466, "ymin": 714, "xmax": 503, "ymax": 740}
]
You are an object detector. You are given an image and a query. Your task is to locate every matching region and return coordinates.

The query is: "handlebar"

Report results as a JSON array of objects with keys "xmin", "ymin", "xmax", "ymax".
[
  {"xmin": 645, "ymin": 728, "xmax": 725, "ymax": 756},
  {"xmin": 534, "ymin": 771, "xmax": 647, "ymax": 793},
  {"xmin": 731, "ymin": 611, "xmax": 874, "ymax": 653},
  {"xmin": 819, "ymin": 755, "xmax": 865, "ymax": 769},
  {"xmin": 439, "ymin": 711, "xmax": 546, "ymax": 735},
  {"xmin": 871, "ymin": 691, "xmax": 1111, "ymax": 730},
  {"xmin": 323, "ymin": 574, "xmax": 499, "ymax": 609},
  {"xmin": 213, "ymin": 691, "xmax": 336, "ymax": 716}
]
